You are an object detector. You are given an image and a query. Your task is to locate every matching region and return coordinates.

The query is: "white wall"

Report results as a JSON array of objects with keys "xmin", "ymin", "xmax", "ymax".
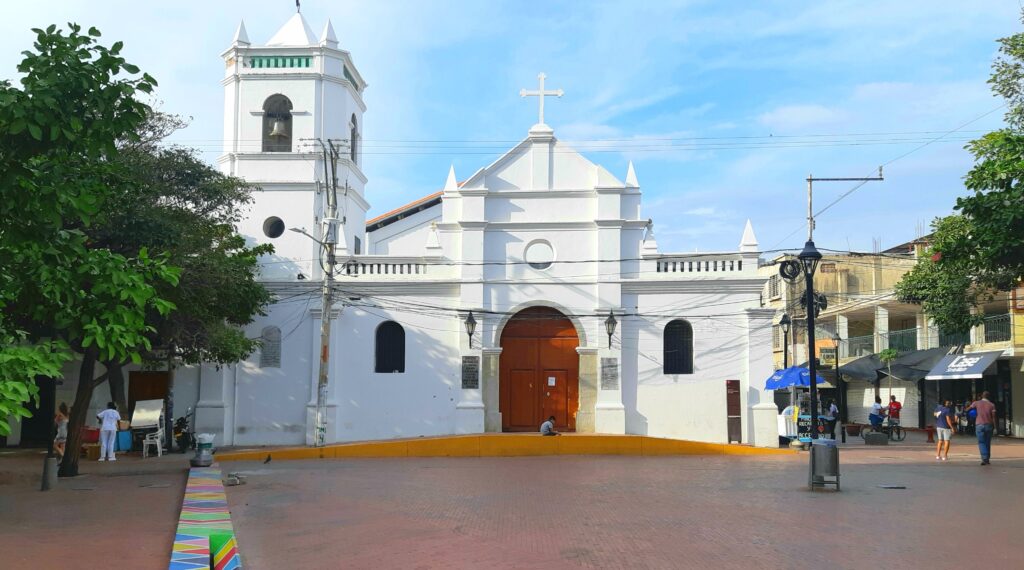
[
  {"xmin": 846, "ymin": 380, "xmax": 920, "ymax": 428},
  {"xmin": 623, "ymin": 289, "xmax": 762, "ymax": 443}
]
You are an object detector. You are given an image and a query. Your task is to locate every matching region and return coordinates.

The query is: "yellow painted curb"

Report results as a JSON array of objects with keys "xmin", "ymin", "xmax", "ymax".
[{"xmin": 217, "ymin": 434, "xmax": 797, "ymax": 462}]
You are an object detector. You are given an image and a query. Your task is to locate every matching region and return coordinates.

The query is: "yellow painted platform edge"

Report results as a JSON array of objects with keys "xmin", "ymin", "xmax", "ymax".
[{"xmin": 217, "ymin": 435, "xmax": 797, "ymax": 462}]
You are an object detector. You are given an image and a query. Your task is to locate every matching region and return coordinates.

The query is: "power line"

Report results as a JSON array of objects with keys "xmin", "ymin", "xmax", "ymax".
[{"xmin": 768, "ymin": 104, "xmax": 1006, "ymax": 250}]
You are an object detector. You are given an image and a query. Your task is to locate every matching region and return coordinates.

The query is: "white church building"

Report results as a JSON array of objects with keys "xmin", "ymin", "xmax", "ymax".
[{"xmin": 5, "ymin": 12, "xmax": 777, "ymax": 449}]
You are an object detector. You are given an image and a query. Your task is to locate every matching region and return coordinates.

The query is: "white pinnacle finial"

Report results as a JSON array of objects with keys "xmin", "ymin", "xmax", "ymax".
[
  {"xmin": 520, "ymin": 72, "xmax": 564, "ymax": 127},
  {"xmin": 443, "ymin": 165, "xmax": 458, "ymax": 193},
  {"xmin": 625, "ymin": 161, "xmax": 639, "ymax": 187},
  {"xmin": 320, "ymin": 20, "xmax": 338, "ymax": 46},
  {"xmin": 232, "ymin": 20, "xmax": 250, "ymax": 45},
  {"xmin": 739, "ymin": 219, "xmax": 759, "ymax": 253}
]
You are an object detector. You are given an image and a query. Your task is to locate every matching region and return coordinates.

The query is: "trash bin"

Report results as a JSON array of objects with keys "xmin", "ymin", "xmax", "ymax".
[
  {"xmin": 116, "ymin": 430, "xmax": 132, "ymax": 452},
  {"xmin": 191, "ymin": 433, "xmax": 215, "ymax": 467},
  {"xmin": 808, "ymin": 438, "xmax": 840, "ymax": 491}
]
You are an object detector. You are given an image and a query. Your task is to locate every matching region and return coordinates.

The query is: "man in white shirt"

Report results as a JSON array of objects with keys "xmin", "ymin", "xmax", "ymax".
[
  {"xmin": 540, "ymin": 416, "xmax": 559, "ymax": 436},
  {"xmin": 96, "ymin": 402, "xmax": 121, "ymax": 461}
]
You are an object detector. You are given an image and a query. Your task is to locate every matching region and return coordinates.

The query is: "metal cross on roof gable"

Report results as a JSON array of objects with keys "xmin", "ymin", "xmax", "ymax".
[{"xmin": 520, "ymin": 72, "xmax": 564, "ymax": 126}]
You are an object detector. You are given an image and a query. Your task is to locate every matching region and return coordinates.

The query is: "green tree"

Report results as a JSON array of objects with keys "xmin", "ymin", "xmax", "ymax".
[
  {"xmin": 878, "ymin": 348, "xmax": 899, "ymax": 399},
  {"xmin": 88, "ymin": 111, "xmax": 272, "ymax": 439},
  {"xmin": 0, "ymin": 24, "xmax": 178, "ymax": 457},
  {"xmin": 894, "ymin": 216, "xmax": 1003, "ymax": 334},
  {"xmin": 896, "ymin": 20, "xmax": 1024, "ymax": 329}
]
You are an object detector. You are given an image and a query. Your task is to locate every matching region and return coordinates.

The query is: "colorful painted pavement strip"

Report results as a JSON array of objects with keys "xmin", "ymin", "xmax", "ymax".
[{"xmin": 170, "ymin": 465, "xmax": 241, "ymax": 570}]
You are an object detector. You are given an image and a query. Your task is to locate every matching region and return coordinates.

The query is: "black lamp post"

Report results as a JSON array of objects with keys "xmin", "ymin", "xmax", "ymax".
[
  {"xmin": 464, "ymin": 311, "xmax": 477, "ymax": 349},
  {"xmin": 798, "ymin": 240, "xmax": 823, "ymax": 439},
  {"xmin": 780, "ymin": 313, "xmax": 791, "ymax": 369},
  {"xmin": 604, "ymin": 310, "xmax": 617, "ymax": 348}
]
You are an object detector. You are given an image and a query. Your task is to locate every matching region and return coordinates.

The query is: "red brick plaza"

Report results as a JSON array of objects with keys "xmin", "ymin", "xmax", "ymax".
[
  {"xmin": 226, "ymin": 435, "xmax": 1024, "ymax": 569},
  {"xmin": 1, "ymin": 434, "xmax": 1022, "ymax": 569}
]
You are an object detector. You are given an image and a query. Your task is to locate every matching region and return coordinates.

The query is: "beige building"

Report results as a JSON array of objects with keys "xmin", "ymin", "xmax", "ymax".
[{"xmin": 760, "ymin": 239, "xmax": 1024, "ymax": 435}]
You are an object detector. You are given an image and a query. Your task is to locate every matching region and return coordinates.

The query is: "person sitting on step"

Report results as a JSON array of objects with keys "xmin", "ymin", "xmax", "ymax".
[{"xmin": 540, "ymin": 416, "xmax": 560, "ymax": 436}]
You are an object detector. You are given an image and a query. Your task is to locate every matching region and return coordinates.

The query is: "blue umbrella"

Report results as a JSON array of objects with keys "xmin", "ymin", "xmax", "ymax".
[{"xmin": 765, "ymin": 366, "xmax": 826, "ymax": 390}]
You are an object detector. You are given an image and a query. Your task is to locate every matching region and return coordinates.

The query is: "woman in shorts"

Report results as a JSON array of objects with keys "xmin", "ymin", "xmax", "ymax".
[
  {"xmin": 934, "ymin": 399, "xmax": 956, "ymax": 461},
  {"xmin": 53, "ymin": 402, "xmax": 70, "ymax": 459}
]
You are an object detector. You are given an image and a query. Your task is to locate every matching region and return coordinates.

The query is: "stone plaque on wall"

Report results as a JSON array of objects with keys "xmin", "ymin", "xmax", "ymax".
[
  {"xmin": 461, "ymin": 356, "xmax": 480, "ymax": 389},
  {"xmin": 600, "ymin": 357, "xmax": 619, "ymax": 390}
]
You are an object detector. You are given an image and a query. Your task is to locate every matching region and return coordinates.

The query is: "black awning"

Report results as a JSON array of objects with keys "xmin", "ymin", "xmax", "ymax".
[
  {"xmin": 882, "ymin": 347, "xmax": 952, "ymax": 382},
  {"xmin": 924, "ymin": 351, "xmax": 1002, "ymax": 380},
  {"xmin": 837, "ymin": 353, "xmax": 884, "ymax": 382}
]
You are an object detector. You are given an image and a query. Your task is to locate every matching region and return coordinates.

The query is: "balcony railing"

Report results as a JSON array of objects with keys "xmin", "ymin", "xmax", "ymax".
[
  {"xmin": 846, "ymin": 335, "xmax": 874, "ymax": 358},
  {"xmin": 886, "ymin": 328, "xmax": 917, "ymax": 354},
  {"xmin": 983, "ymin": 314, "xmax": 1011, "ymax": 343},
  {"xmin": 939, "ymin": 329, "xmax": 970, "ymax": 347}
]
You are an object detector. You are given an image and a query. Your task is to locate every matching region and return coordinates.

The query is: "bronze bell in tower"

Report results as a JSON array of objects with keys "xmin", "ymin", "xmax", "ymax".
[{"xmin": 268, "ymin": 119, "xmax": 289, "ymax": 138}]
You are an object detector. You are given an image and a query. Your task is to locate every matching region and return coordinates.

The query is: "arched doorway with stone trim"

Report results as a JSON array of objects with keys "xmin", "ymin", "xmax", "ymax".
[{"xmin": 496, "ymin": 306, "xmax": 590, "ymax": 432}]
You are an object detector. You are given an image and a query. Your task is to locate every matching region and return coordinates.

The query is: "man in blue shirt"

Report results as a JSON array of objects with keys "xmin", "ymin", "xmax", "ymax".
[
  {"xmin": 540, "ymin": 416, "xmax": 559, "ymax": 436},
  {"xmin": 934, "ymin": 400, "xmax": 955, "ymax": 461}
]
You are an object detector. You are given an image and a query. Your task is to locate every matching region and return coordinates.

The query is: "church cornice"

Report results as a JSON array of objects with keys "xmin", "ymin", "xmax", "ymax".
[
  {"xmin": 218, "ymin": 152, "xmax": 369, "ymax": 185},
  {"xmin": 622, "ymin": 280, "xmax": 765, "ymax": 295},
  {"xmin": 221, "ymin": 73, "xmax": 366, "ymax": 112}
]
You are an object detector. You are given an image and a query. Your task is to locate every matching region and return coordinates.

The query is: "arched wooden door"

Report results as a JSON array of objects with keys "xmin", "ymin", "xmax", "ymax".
[{"xmin": 499, "ymin": 307, "xmax": 580, "ymax": 432}]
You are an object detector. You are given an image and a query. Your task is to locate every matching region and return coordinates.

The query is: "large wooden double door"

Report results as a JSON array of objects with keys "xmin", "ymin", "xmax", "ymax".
[{"xmin": 499, "ymin": 307, "xmax": 580, "ymax": 432}]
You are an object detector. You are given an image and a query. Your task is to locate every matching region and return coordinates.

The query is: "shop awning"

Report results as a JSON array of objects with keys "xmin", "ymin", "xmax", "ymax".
[
  {"xmin": 884, "ymin": 347, "xmax": 952, "ymax": 382},
  {"xmin": 924, "ymin": 351, "xmax": 1002, "ymax": 380},
  {"xmin": 837, "ymin": 353, "xmax": 884, "ymax": 382}
]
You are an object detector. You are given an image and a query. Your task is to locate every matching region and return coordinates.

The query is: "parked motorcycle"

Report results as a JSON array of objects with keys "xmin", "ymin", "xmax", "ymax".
[{"xmin": 174, "ymin": 407, "xmax": 195, "ymax": 453}]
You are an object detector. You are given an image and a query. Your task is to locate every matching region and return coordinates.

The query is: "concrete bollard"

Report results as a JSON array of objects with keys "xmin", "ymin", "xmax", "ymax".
[{"xmin": 40, "ymin": 456, "xmax": 58, "ymax": 491}]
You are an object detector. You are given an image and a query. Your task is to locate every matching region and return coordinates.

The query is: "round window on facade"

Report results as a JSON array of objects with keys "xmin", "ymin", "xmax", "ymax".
[
  {"xmin": 263, "ymin": 216, "xmax": 285, "ymax": 238},
  {"xmin": 524, "ymin": 240, "xmax": 555, "ymax": 270}
]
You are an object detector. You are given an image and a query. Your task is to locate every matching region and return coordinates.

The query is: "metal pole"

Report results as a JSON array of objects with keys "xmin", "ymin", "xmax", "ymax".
[
  {"xmin": 806, "ymin": 271, "xmax": 819, "ymax": 439},
  {"xmin": 807, "ymin": 175, "xmax": 814, "ymax": 241}
]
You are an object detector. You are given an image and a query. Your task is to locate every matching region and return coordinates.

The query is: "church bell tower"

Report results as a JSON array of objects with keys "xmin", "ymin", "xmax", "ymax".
[{"xmin": 220, "ymin": 11, "xmax": 369, "ymax": 280}]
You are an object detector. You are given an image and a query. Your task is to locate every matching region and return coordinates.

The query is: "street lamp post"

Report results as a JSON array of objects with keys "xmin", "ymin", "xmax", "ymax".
[
  {"xmin": 464, "ymin": 311, "xmax": 477, "ymax": 349},
  {"xmin": 798, "ymin": 240, "xmax": 823, "ymax": 439},
  {"xmin": 604, "ymin": 310, "xmax": 617, "ymax": 348},
  {"xmin": 780, "ymin": 313, "xmax": 791, "ymax": 368},
  {"xmin": 833, "ymin": 332, "xmax": 845, "ymax": 443}
]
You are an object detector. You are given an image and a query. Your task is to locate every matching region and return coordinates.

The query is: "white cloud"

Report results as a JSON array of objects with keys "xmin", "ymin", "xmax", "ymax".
[{"xmin": 758, "ymin": 104, "xmax": 848, "ymax": 132}]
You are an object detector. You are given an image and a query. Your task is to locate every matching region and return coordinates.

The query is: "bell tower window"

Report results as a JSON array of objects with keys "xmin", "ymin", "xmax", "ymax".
[
  {"xmin": 349, "ymin": 114, "xmax": 359, "ymax": 164},
  {"xmin": 262, "ymin": 94, "xmax": 293, "ymax": 152}
]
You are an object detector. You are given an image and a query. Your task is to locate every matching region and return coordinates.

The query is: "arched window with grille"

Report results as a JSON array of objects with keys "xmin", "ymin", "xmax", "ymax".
[
  {"xmin": 259, "ymin": 326, "xmax": 282, "ymax": 368},
  {"xmin": 349, "ymin": 114, "xmax": 359, "ymax": 164},
  {"xmin": 663, "ymin": 320, "xmax": 693, "ymax": 374},
  {"xmin": 374, "ymin": 321, "xmax": 405, "ymax": 373},
  {"xmin": 262, "ymin": 94, "xmax": 293, "ymax": 152}
]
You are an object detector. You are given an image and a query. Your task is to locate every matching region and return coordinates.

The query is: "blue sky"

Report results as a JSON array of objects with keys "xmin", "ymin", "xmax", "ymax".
[{"xmin": 1, "ymin": 1, "xmax": 1019, "ymax": 253}]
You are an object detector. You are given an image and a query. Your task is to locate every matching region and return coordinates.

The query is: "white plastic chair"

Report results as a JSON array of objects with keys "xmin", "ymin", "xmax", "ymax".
[{"xmin": 142, "ymin": 428, "xmax": 164, "ymax": 458}]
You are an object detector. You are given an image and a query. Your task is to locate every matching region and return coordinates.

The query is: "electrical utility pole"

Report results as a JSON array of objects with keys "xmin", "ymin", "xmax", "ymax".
[
  {"xmin": 314, "ymin": 139, "xmax": 343, "ymax": 447},
  {"xmin": 803, "ymin": 169, "xmax": 883, "ymax": 439}
]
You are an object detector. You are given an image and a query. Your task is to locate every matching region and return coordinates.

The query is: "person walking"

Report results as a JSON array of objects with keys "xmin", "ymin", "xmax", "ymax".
[
  {"xmin": 96, "ymin": 402, "xmax": 121, "ymax": 462},
  {"xmin": 934, "ymin": 400, "xmax": 955, "ymax": 461},
  {"xmin": 825, "ymin": 399, "xmax": 839, "ymax": 440},
  {"xmin": 967, "ymin": 391, "xmax": 997, "ymax": 465},
  {"xmin": 53, "ymin": 403, "xmax": 70, "ymax": 460}
]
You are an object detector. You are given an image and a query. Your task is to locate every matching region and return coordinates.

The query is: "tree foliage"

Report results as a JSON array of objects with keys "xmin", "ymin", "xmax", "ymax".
[
  {"xmin": 896, "ymin": 19, "xmax": 1024, "ymax": 330},
  {"xmin": 0, "ymin": 24, "xmax": 177, "ymax": 440}
]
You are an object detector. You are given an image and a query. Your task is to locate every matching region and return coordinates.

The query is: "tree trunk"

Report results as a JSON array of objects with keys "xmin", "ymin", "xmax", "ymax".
[
  {"xmin": 59, "ymin": 347, "xmax": 98, "ymax": 478},
  {"xmin": 105, "ymin": 361, "xmax": 128, "ymax": 414}
]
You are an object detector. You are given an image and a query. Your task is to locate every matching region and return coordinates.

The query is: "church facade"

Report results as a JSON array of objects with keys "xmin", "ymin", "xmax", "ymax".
[
  {"xmin": 186, "ymin": 12, "xmax": 777, "ymax": 448},
  {"xmin": 4, "ymin": 12, "xmax": 776, "ymax": 448}
]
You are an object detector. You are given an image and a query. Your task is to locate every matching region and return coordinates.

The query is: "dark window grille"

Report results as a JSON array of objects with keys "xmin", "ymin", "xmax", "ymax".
[
  {"xmin": 375, "ymin": 321, "xmax": 405, "ymax": 373},
  {"xmin": 663, "ymin": 319, "xmax": 694, "ymax": 374}
]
